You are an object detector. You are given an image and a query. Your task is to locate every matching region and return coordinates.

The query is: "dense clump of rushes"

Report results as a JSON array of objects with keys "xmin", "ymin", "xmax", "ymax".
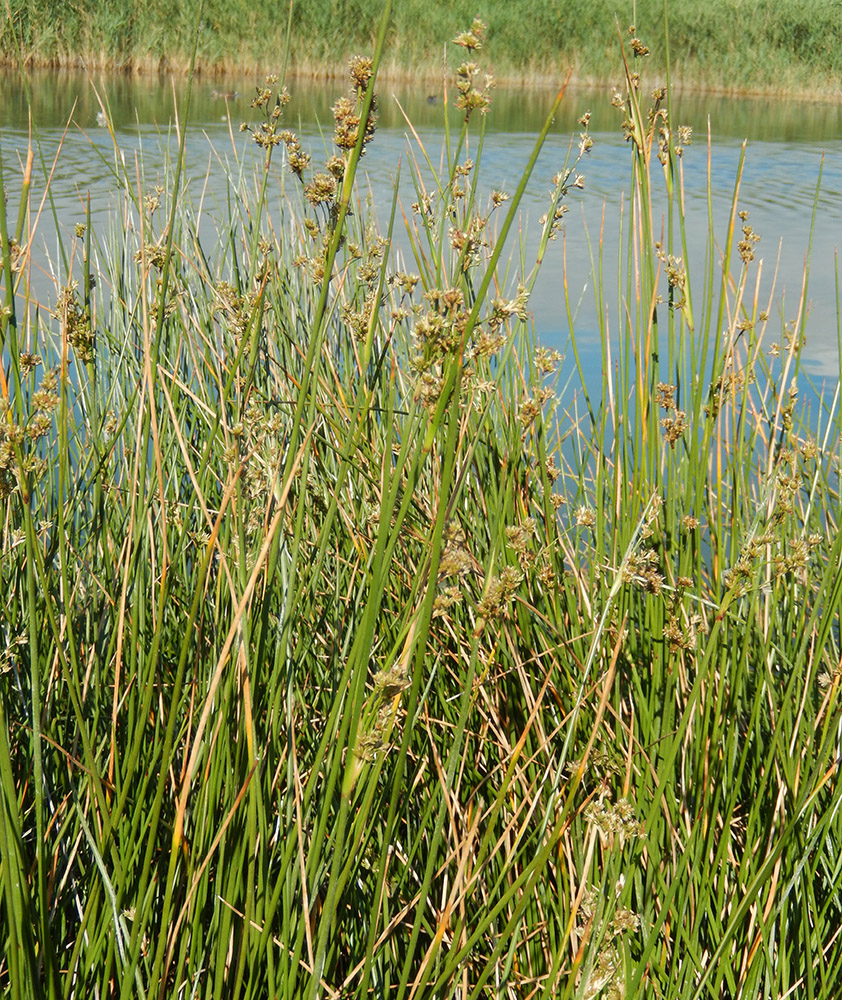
[{"xmin": 2, "ymin": 10, "xmax": 842, "ymax": 1000}]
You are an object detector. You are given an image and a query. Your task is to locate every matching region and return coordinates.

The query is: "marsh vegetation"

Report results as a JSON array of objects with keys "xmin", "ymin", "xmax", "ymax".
[
  {"xmin": 2, "ymin": 7, "xmax": 842, "ymax": 999},
  {"xmin": 3, "ymin": 0, "xmax": 842, "ymax": 96}
]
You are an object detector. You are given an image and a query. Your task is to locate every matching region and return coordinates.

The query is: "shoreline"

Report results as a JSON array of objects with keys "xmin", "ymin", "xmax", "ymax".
[{"xmin": 2, "ymin": 57, "xmax": 842, "ymax": 105}]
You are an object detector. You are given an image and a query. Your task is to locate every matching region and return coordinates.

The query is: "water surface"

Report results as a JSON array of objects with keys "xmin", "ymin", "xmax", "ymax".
[{"xmin": 2, "ymin": 69, "xmax": 840, "ymax": 378}]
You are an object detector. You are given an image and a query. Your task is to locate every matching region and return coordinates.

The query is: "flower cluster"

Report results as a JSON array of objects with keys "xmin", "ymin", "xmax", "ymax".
[
  {"xmin": 232, "ymin": 398, "xmax": 289, "ymax": 536},
  {"xmin": 656, "ymin": 382, "xmax": 687, "ymax": 449},
  {"xmin": 357, "ymin": 661, "xmax": 411, "ymax": 761},
  {"xmin": 453, "ymin": 19, "xmax": 493, "ymax": 121},
  {"xmin": 332, "ymin": 92, "xmax": 377, "ymax": 154},
  {"xmin": 622, "ymin": 546, "xmax": 664, "ymax": 594},
  {"xmin": 474, "ymin": 566, "xmax": 523, "ymax": 634},
  {"xmin": 737, "ymin": 210, "xmax": 761, "ymax": 264},
  {"xmin": 584, "ymin": 794, "xmax": 644, "ymax": 847},
  {"xmin": 437, "ymin": 522, "xmax": 478, "ymax": 580},
  {"xmin": 57, "ymin": 282, "xmax": 95, "ymax": 362},
  {"xmin": 0, "ymin": 365, "xmax": 59, "ymax": 498},
  {"xmin": 214, "ymin": 280, "xmax": 258, "ymax": 342},
  {"xmin": 241, "ymin": 76, "xmax": 291, "ymax": 151},
  {"xmin": 575, "ymin": 879, "xmax": 642, "ymax": 1000}
]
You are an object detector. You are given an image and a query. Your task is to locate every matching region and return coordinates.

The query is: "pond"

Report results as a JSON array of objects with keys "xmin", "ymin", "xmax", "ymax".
[{"xmin": 2, "ymin": 68, "xmax": 841, "ymax": 380}]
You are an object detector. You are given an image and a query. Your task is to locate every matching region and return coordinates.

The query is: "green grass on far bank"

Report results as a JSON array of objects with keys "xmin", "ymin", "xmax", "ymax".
[
  {"xmin": 3, "ymin": 0, "xmax": 842, "ymax": 97},
  {"xmin": 3, "ymin": 8, "xmax": 842, "ymax": 999}
]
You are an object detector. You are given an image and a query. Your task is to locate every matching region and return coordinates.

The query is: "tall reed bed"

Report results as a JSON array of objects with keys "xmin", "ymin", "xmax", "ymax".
[
  {"xmin": 3, "ymin": 0, "xmax": 842, "ymax": 95},
  {"xmin": 1, "ymin": 10, "xmax": 841, "ymax": 999}
]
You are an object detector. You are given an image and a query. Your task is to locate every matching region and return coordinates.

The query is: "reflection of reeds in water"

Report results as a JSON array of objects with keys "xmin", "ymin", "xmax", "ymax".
[{"xmin": 2, "ymin": 12, "xmax": 841, "ymax": 1000}]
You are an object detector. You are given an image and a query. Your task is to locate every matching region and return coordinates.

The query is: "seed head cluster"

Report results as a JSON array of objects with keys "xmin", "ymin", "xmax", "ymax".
[{"xmin": 453, "ymin": 19, "xmax": 493, "ymax": 121}]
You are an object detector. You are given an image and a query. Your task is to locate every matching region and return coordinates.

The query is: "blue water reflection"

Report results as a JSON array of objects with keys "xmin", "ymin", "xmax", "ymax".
[{"xmin": 1, "ymin": 72, "xmax": 840, "ymax": 377}]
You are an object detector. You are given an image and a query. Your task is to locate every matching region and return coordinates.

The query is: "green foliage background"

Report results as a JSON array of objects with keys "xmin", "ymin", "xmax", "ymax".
[{"xmin": 2, "ymin": 0, "xmax": 842, "ymax": 93}]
